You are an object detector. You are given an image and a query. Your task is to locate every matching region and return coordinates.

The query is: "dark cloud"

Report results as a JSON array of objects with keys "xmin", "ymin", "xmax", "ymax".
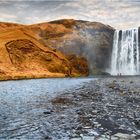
[{"xmin": 0, "ymin": 0, "xmax": 140, "ymax": 28}]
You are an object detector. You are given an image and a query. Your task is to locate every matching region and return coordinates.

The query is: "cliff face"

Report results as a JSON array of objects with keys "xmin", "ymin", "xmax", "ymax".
[
  {"xmin": 0, "ymin": 24, "xmax": 88, "ymax": 80},
  {"xmin": 34, "ymin": 19, "xmax": 115, "ymax": 74},
  {"xmin": 0, "ymin": 19, "xmax": 115, "ymax": 80}
]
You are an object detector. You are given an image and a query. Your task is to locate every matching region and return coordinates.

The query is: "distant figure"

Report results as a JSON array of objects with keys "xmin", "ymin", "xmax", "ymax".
[{"xmin": 117, "ymin": 73, "xmax": 121, "ymax": 76}]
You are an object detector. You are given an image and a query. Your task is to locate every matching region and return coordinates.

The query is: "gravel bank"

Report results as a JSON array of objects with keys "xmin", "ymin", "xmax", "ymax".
[{"xmin": 46, "ymin": 77, "xmax": 140, "ymax": 140}]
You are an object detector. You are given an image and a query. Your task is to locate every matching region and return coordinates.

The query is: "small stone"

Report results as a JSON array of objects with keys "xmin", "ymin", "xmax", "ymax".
[
  {"xmin": 83, "ymin": 125, "xmax": 92, "ymax": 129},
  {"xmin": 71, "ymin": 132, "xmax": 80, "ymax": 137},
  {"xmin": 44, "ymin": 136, "xmax": 51, "ymax": 140},
  {"xmin": 135, "ymin": 135, "xmax": 140, "ymax": 139},
  {"xmin": 101, "ymin": 135, "xmax": 106, "ymax": 138},
  {"xmin": 134, "ymin": 118, "xmax": 140, "ymax": 126},
  {"xmin": 91, "ymin": 110, "xmax": 97, "ymax": 115},
  {"xmin": 97, "ymin": 137, "xmax": 108, "ymax": 140},
  {"xmin": 82, "ymin": 135, "xmax": 95, "ymax": 140},
  {"xmin": 136, "ymin": 130, "xmax": 140, "ymax": 134},
  {"xmin": 76, "ymin": 126, "xmax": 82, "ymax": 130},
  {"xmin": 43, "ymin": 110, "xmax": 52, "ymax": 115},
  {"xmin": 130, "ymin": 81, "xmax": 134, "ymax": 84},
  {"xmin": 70, "ymin": 137, "xmax": 82, "ymax": 140},
  {"xmin": 114, "ymin": 133, "xmax": 136, "ymax": 139},
  {"xmin": 96, "ymin": 124, "xmax": 101, "ymax": 127},
  {"xmin": 88, "ymin": 130, "xmax": 99, "ymax": 136},
  {"xmin": 114, "ymin": 87, "xmax": 120, "ymax": 91},
  {"xmin": 111, "ymin": 136, "xmax": 119, "ymax": 140},
  {"xmin": 77, "ymin": 111, "xmax": 83, "ymax": 115},
  {"xmin": 108, "ymin": 84, "xmax": 115, "ymax": 89},
  {"xmin": 100, "ymin": 127, "xmax": 104, "ymax": 130},
  {"xmin": 93, "ymin": 122, "xmax": 98, "ymax": 125},
  {"xmin": 106, "ymin": 104, "xmax": 117, "ymax": 107}
]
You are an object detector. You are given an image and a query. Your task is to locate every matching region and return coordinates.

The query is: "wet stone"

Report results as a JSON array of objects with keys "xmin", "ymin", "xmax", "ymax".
[
  {"xmin": 110, "ymin": 136, "xmax": 119, "ymax": 140},
  {"xmin": 83, "ymin": 125, "xmax": 92, "ymax": 129},
  {"xmin": 70, "ymin": 137, "xmax": 82, "ymax": 140},
  {"xmin": 113, "ymin": 133, "xmax": 136, "ymax": 139},
  {"xmin": 134, "ymin": 118, "xmax": 140, "ymax": 126},
  {"xmin": 43, "ymin": 110, "xmax": 53, "ymax": 115},
  {"xmin": 97, "ymin": 137, "xmax": 109, "ymax": 140},
  {"xmin": 130, "ymin": 81, "xmax": 134, "ymax": 84},
  {"xmin": 135, "ymin": 135, "xmax": 140, "ymax": 139},
  {"xmin": 81, "ymin": 135, "xmax": 95, "ymax": 140},
  {"xmin": 44, "ymin": 136, "xmax": 52, "ymax": 140},
  {"xmin": 0, "ymin": 77, "xmax": 140, "ymax": 139}
]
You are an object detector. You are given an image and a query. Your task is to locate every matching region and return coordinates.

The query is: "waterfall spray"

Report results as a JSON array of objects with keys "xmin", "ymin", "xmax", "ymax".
[{"xmin": 110, "ymin": 28, "xmax": 140, "ymax": 75}]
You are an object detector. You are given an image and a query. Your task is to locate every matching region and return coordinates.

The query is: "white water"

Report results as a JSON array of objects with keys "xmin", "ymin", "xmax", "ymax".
[{"xmin": 110, "ymin": 28, "xmax": 140, "ymax": 75}]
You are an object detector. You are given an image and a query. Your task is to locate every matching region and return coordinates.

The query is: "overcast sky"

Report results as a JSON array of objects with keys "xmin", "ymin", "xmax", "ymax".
[{"xmin": 0, "ymin": 0, "xmax": 140, "ymax": 29}]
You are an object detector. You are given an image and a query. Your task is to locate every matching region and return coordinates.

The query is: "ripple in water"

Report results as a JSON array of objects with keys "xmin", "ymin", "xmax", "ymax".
[{"xmin": 0, "ymin": 78, "xmax": 93, "ymax": 139}]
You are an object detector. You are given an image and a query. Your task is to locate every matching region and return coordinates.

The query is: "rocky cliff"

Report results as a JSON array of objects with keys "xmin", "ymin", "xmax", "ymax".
[
  {"xmin": 32, "ymin": 19, "xmax": 115, "ymax": 74},
  {"xmin": 0, "ymin": 23, "xmax": 88, "ymax": 80},
  {"xmin": 0, "ymin": 19, "xmax": 114, "ymax": 80}
]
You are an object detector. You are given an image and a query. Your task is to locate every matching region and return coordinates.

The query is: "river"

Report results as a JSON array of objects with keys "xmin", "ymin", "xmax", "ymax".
[{"xmin": 0, "ymin": 78, "xmax": 94, "ymax": 139}]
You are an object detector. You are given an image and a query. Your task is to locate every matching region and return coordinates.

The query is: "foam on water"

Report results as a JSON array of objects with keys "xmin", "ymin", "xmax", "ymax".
[{"xmin": 110, "ymin": 28, "xmax": 140, "ymax": 75}]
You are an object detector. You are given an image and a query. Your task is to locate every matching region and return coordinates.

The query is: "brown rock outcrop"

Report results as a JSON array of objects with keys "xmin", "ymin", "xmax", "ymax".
[
  {"xmin": 0, "ymin": 19, "xmax": 115, "ymax": 80},
  {"xmin": 0, "ymin": 25, "xmax": 89, "ymax": 80}
]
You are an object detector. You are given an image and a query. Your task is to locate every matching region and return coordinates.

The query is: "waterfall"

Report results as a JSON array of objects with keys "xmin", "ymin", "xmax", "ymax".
[{"xmin": 110, "ymin": 28, "xmax": 140, "ymax": 75}]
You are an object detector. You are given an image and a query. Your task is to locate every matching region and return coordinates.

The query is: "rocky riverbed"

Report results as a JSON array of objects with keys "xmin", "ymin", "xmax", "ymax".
[{"xmin": 0, "ymin": 77, "xmax": 140, "ymax": 140}]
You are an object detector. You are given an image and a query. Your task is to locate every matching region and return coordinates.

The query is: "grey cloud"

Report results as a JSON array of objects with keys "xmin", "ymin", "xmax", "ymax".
[{"xmin": 0, "ymin": 0, "xmax": 139, "ymax": 29}]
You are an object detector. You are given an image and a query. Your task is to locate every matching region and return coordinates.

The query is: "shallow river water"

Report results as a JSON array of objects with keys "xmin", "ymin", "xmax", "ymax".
[{"xmin": 0, "ymin": 78, "xmax": 94, "ymax": 139}]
